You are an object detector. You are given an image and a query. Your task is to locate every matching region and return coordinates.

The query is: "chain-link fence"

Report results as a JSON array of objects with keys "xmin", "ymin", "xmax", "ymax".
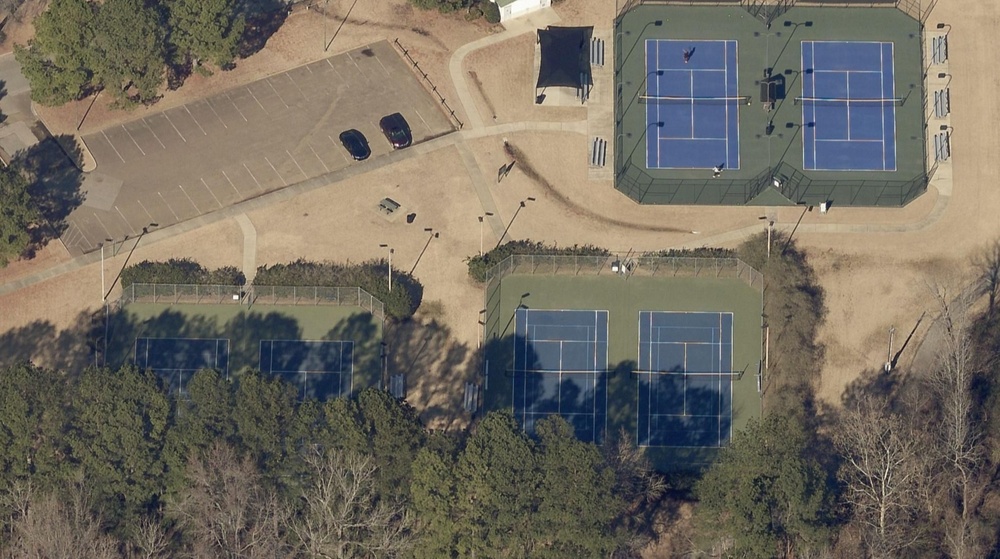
[
  {"xmin": 483, "ymin": 254, "xmax": 763, "ymax": 290},
  {"xmin": 248, "ymin": 286, "xmax": 384, "ymax": 321},
  {"xmin": 119, "ymin": 284, "xmax": 385, "ymax": 321},
  {"xmin": 121, "ymin": 283, "xmax": 245, "ymax": 305}
]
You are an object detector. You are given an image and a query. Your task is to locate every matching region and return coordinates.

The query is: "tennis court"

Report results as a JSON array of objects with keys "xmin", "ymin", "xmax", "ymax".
[
  {"xmin": 259, "ymin": 340, "xmax": 354, "ymax": 400},
  {"xmin": 512, "ymin": 308, "xmax": 609, "ymax": 443},
  {"xmin": 134, "ymin": 337, "xmax": 230, "ymax": 396},
  {"xmin": 800, "ymin": 41, "xmax": 897, "ymax": 171},
  {"xmin": 645, "ymin": 39, "xmax": 741, "ymax": 170},
  {"xmin": 635, "ymin": 311, "xmax": 733, "ymax": 448}
]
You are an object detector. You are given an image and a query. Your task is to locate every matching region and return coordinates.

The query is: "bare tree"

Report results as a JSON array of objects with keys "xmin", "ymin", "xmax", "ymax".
[
  {"xmin": 834, "ymin": 396, "xmax": 926, "ymax": 559},
  {"xmin": 290, "ymin": 447, "xmax": 413, "ymax": 559},
  {"xmin": 5, "ymin": 481, "xmax": 123, "ymax": 559},
  {"xmin": 924, "ymin": 289, "xmax": 995, "ymax": 559},
  {"xmin": 126, "ymin": 516, "xmax": 172, "ymax": 559},
  {"xmin": 171, "ymin": 442, "xmax": 291, "ymax": 559},
  {"xmin": 974, "ymin": 239, "xmax": 1000, "ymax": 318}
]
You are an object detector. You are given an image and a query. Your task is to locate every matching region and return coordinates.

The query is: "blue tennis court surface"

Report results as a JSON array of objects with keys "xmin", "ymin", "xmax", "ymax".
[
  {"xmin": 513, "ymin": 308, "xmax": 609, "ymax": 443},
  {"xmin": 134, "ymin": 337, "xmax": 230, "ymax": 396},
  {"xmin": 259, "ymin": 340, "xmax": 353, "ymax": 399},
  {"xmin": 801, "ymin": 41, "xmax": 897, "ymax": 171},
  {"xmin": 645, "ymin": 39, "xmax": 740, "ymax": 170},
  {"xmin": 636, "ymin": 312, "xmax": 733, "ymax": 448}
]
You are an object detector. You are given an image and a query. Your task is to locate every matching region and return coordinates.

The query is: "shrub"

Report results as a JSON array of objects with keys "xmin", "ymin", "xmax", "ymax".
[
  {"xmin": 253, "ymin": 259, "xmax": 422, "ymax": 320},
  {"xmin": 120, "ymin": 259, "xmax": 245, "ymax": 289},
  {"xmin": 467, "ymin": 240, "xmax": 611, "ymax": 282},
  {"xmin": 641, "ymin": 247, "xmax": 736, "ymax": 259},
  {"xmin": 482, "ymin": 0, "xmax": 500, "ymax": 23}
]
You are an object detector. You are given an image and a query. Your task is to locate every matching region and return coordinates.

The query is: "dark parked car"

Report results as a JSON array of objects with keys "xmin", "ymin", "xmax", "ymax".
[
  {"xmin": 379, "ymin": 113, "xmax": 412, "ymax": 149},
  {"xmin": 339, "ymin": 129, "xmax": 371, "ymax": 161}
]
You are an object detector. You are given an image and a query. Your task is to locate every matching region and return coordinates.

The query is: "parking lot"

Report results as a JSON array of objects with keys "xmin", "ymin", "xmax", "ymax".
[{"xmin": 61, "ymin": 40, "xmax": 457, "ymax": 254}]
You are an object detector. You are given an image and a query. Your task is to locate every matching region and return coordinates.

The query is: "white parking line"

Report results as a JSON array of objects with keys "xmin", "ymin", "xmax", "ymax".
[
  {"xmin": 122, "ymin": 125, "xmax": 146, "ymax": 156},
  {"xmin": 178, "ymin": 184, "xmax": 198, "ymax": 212},
  {"xmin": 163, "ymin": 113, "xmax": 187, "ymax": 142},
  {"xmin": 328, "ymin": 135, "xmax": 348, "ymax": 163},
  {"xmin": 217, "ymin": 172, "xmax": 240, "ymax": 196},
  {"xmin": 143, "ymin": 120, "xmax": 166, "ymax": 149},
  {"xmin": 240, "ymin": 164, "xmax": 263, "ymax": 192},
  {"xmin": 198, "ymin": 178, "xmax": 224, "ymax": 208},
  {"xmin": 285, "ymin": 73, "xmax": 306, "ymax": 99},
  {"xmin": 264, "ymin": 156, "xmax": 287, "ymax": 185},
  {"xmin": 305, "ymin": 64, "xmax": 314, "ymax": 74},
  {"xmin": 205, "ymin": 99, "xmax": 229, "ymax": 128},
  {"xmin": 136, "ymin": 198, "xmax": 156, "ymax": 222},
  {"xmin": 246, "ymin": 86, "xmax": 268, "ymax": 114},
  {"xmin": 265, "ymin": 79, "xmax": 289, "ymax": 109},
  {"xmin": 225, "ymin": 92, "xmax": 248, "ymax": 122},
  {"xmin": 308, "ymin": 144, "xmax": 330, "ymax": 172},
  {"xmin": 101, "ymin": 130, "xmax": 126, "ymax": 162},
  {"xmin": 157, "ymin": 192, "xmax": 180, "ymax": 220},
  {"xmin": 414, "ymin": 109, "xmax": 429, "ymax": 131},
  {"xmin": 93, "ymin": 214, "xmax": 114, "ymax": 238},
  {"xmin": 184, "ymin": 106, "xmax": 208, "ymax": 136},
  {"xmin": 374, "ymin": 55, "xmax": 391, "ymax": 77},
  {"xmin": 286, "ymin": 150, "xmax": 307, "ymax": 179},
  {"xmin": 114, "ymin": 205, "xmax": 133, "ymax": 232}
]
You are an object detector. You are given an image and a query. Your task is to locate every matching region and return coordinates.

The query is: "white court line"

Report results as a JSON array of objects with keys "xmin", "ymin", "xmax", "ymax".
[
  {"xmin": 184, "ymin": 106, "xmax": 208, "ymax": 136},
  {"xmin": 308, "ymin": 144, "xmax": 330, "ymax": 172},
  {"xmin": 122, "ymin": 125, "xmax": 146, "ymax": 156},
  {"xmin": 143, "ymin": 120, "xmax": 166, "ymax": 149},
  {"xmin": 846, "ymin": 72, "xmax": 852, "ymax": 141},
  {"xmin": 101, "ymin": 130, "xmax": 126, "ymax": 162},
  {"xmin": 163, "ymin": 113, "xmax": 188, "ymax": 142}
]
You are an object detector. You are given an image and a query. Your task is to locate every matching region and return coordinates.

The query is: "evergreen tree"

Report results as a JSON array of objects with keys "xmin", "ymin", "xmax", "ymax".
[
  {"xmin": 91, "ymin": 0, "xmax": 167, "ymax": 105},
  {"xmin": 165, "ymin": 0, "xmax": 244, "ymax": 70},
  {"xmin": 0, "ymin": 165, "xmax": 39, "ymax": 266},
  {"xmin": 13, "ymin": 0, "xmax": 97, "ymax": 105}
]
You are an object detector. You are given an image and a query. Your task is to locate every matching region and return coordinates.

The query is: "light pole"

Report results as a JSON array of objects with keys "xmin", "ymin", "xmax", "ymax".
[
  {"xmin": 479, "ymin": 212, "xmax": 494, "ymax": 256},
  {"xmin": 936, "ymin": 22, "xmax": 951, "ymax": 32},
  {"xmin": 616, "ymin": 20, "xmax": 663, "ymax": 76},
  {"xmin": 379, "ymin": 244, "xmax": 393, "ymax": 292},
  {"xmin": 101, "ymin": 223, "xmax": 156, "ymax": 367},
  {"xmin": 104, "ymin": 223, "xmax": 157, "ymax": 304},
  {"xmin": 496, "ymin": 198, "xmax": 535, "ymax": 250},
  {"xmin": 618, "ymin": 121, "xmax": 664, "ymax": 178}
]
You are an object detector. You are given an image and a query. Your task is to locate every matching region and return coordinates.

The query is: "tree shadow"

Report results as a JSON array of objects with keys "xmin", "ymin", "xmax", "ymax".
[
  {"xmin": 237, "ymin": 0, "xmax": 290, "ymax": 59},
  {"xmin": 0, "ymin": 309, "xmax": 102, "ymax": 372},
  {"xmin": 15, "ymin": 134, "xmax": 85, "ymax": 257}
]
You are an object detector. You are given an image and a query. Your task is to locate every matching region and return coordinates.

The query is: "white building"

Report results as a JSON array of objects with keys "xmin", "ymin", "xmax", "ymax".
[{"xmin": 492, "ymin": 0, "xmax": 551, "ymax": 23}]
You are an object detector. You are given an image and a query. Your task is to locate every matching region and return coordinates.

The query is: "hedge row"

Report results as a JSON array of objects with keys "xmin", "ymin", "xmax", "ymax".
[
  {"xmin": 120, "ymin": 259, "xmax": 245, "ymax": 289},
  {"xmin": 467, "ymin": 240, "xmax": 611, "ymax": 282},
  {"xmin": 641, "ymin": 247, "xmax": 736, "ymax": 259},
  {"xmin": 254, "ymin": 259, "xmax": 421, "ymax": 320}
]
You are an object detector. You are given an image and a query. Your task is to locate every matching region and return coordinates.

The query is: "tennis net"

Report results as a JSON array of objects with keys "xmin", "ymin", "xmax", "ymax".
[
  {"xmin": 795, "ymin": 96, "xmax": 904, "ymax": 106},
  {"xmin": 639, "ymin": 95, "xmax": 752, "ymax": 106}
]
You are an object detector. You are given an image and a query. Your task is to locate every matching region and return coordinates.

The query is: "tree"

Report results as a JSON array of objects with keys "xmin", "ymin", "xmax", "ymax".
[
  {"xmin": 290, "ymin": 447, "xmax": 413, "ymax": 558},
  {"xmin": 834, "ymin": 396, "xmax": 927, "ymax": 558},
  {"xmin": 410, "ymin": 435, "xmax": 460, "ymax": 559},
  {"xmin": 355, "ymin": 388, "xmax": 426, "ymax": 500},
  {"xmin": 232, "ymin": 370, "xmax": 298, "ymax": 476},
  {"xmin": 454, "ymin": 411, "xmax": 540, "ymax": 557},
  {"xmin": 0, "ymin": 363, "xmax": 69, "ymax": 493},
  {"xmin": 695, "ymin": 413, "xmax": 832, "ymax": 559},
  {"xmin": 162, "ymin": 369, "xmax": 235, "ymax": 492},
  {"xmin": 0, "ymin": 165, "xmax": 39, "ymax": 266},
  {"xmin": 924, "ymin": 290, "xmax": 995, "ymax": 559},
  {"xmin": 166, "ymin": 0, "xmax": 244, "ymax": 71},
  {"xmin": 170, "ymin": 441, "xmax": 290, "ymax": 559},
  {"xmin": 91, "ymin": 0, "xmax": 166, "ymax": 105},
  {"xmin": 532, "ymin": 416, "xmax": 624, "ymax": 557},
  {"xmin": 5, "ymin": 481, "xmax": 124, "ymax": 559},
  {"xmin": 13, "ymin": 0, "xmax": 97, "ymax": 105},
  {"xmin": 66, "ymin": 365, "xmax": 170, "ymax": 525}
]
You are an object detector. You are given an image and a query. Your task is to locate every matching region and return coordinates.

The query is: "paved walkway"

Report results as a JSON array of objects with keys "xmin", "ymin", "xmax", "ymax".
[{"xmin": 234, "ymin": 214, "xmax": 257, "ymax": 284}]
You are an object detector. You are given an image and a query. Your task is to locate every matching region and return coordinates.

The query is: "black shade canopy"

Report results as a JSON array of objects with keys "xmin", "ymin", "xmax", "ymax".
[{"xmin": 536, "ymin": 26, "xmax": 593, "ymax": 88}]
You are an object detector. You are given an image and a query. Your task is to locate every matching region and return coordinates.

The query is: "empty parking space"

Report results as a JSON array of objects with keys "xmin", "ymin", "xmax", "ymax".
[{"xmin": 63, "ymin": 40, "xmax": 456, "ymax": 254}]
